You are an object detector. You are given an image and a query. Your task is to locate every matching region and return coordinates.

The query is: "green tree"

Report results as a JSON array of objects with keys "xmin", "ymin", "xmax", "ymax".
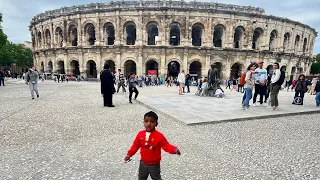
[
  {"xmin": 316, "ymin": 53, "xmax": 320, "ymax": 63},
  {"xmin": 310, "ymin": 62, "xmax": 320, "ymax": 75}
]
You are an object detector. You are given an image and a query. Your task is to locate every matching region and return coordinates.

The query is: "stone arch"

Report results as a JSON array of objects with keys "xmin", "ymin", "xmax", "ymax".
[
  {"xmin": 252, "ymin": 27, "xmax": 264, "ymax": 50},
  {"xmin": 192, "ymin": 23, "xmax": 204, "ymax": 46},
  {"xmin": 45, "ymin": 29, "xmax": 51, "ymax": 46},
  {"xmin": 70, "ymin": 60, "xmax": 80, "ymax": 75},
  {"xmin": 103, "ymin": 22, "xmax": 115, "ymax": 45},
  {"xmin": 189, "ymin": 60, "xmax": 202, "ymax": 78},
  {"xmin": 167, "ymin": 60, "xmax": 181, "ymax": 77},
  {"xmin": 280, "ymin": 65, "xmax": 287, "ymax": 72},
  {"xmin": 84, "ymin": 23, "xmax": 96, "ymax": 46},
  {"xmin": 47, "ymin": 60, "xmax": 53, "ymax": 73},
  {"xmin": 169, "ymin": 22, "xmax": 181, "ymax": 46},
  {"xmin": 40, "ymin": 61, "xmax": 44, "ymax": 73},
  {"xmin": 69, "ymin": 24, "xmax": 78, "ymax": 46},
  {"xmin": 234, "ymin": 26, "xmax": 245, "ymax": 49},
  {"xmin": 57, "ymin": 60, "xmax": 65, "ymax": 74},
  {"xmin": 104, "ymin": 60, "xmax": 116, "ymax": 73},
  {"xmin": 146, "ymin": 21, "xmax": 159, "ymax": 45},
  {"xmin": 266, "ymin": 64, "xmax": 273, "ymax": 75},
  {"xmin": 86, "ymin": 60, "xmax": 97, "ymax": 78},
  {"xmin": 213, "ymin": 24, "xmax": 226, "ymax": 47},
  {"xmin": 124, "ymin": 60, "xmax": 137, "ymax": 77},
  {"xmin": 55, "ymin": 27, "xmax": 63, "ymax": 47},
  {"xmin": 303, "ymin": 37, "xmax": 308, "ymax": 52},
  {"xmin": 145, "ymin": 60, "xmax": 159, "ymax": 76},
  {"xmin": 230, "ymin": 62, "xmax": 243, "ymax": 79},
  {"xmin": 269, "ymin": 30, "xmax": 278, "ymax": 51},
  {"xmin": 294, "ymin": 35, "xmax": 300, "ymax": 52},
  {"xmin": 283, "ymin": 32, "xmax": 291, "ymax": 51},
  {"xmin": 124, "ymin": 21, "xmax": 136, "ymax": 45},
  {"xmin": 37, "ymin": 31, "xmax": 42, "ymax": 46}
]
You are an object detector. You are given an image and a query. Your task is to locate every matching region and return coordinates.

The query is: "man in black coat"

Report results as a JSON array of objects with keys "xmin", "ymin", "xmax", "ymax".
[{"xmin": 100, "ymin": 64, "xmax": 115, "ymax": 107}]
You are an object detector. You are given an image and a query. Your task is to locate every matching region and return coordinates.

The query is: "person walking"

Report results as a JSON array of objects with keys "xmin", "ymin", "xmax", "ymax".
[
  {"xmin": 100, "ymin": 64, "xmax": 115, "ymax": 107},
  {"xmin": 253, "ymin": 60, "xmax": 268, "ymax": 106},
  {"xmin": 183, "ymin": 74, "xmax": 191, "ymax": 93},
  {"xmin": 177, "ymin": 70, "xmax": 185, "ymax": 95},
  {"xmin": 128, "ymin": 73, "xmax": 139, "ymax": 103},
  {"xmin": 226, "ymin": 78, "xmax": 231, "ymax": 89},
  {"xmin": 116, "ymin": 69, "xmax": 126, "ymax": 93},
  {"xmin": 25, "ymin": 66, "xmax": 40, "ymax": 99},
  {"xmin": 0, "ymin": 69, "xmax": 5, "ymax": 86},
  {"xmin": 310, "ymin": 77, "xmax": 318, "ymax": 95},
  {"xmin": 292, "ymin": 74, "xmax": 308, "ymax": 105},
  {"xmin": 315, "ymin": 76, "xmax": 320, "ymax": 107},
  {"xmin": 269, "ymin": 63, "xmax": 282, "ymax": 110},
  {"xmin": 241, "ymin": 63, "xmax": 256, "ymax": 110}
]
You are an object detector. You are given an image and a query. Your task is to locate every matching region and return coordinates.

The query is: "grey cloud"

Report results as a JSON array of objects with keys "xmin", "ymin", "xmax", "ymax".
[{"xmin": 0, "ymin": 0, "xmax": 319, "ymax": 54}]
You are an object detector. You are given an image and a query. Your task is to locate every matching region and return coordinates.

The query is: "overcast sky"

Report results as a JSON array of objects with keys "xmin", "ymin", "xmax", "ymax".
[{"xmin": 0, "ymin": 0, "xmax": 319, "ymax": 54}]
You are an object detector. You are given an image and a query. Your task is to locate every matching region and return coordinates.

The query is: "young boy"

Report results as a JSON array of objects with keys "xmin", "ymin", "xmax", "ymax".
[{"xmin": 124, "ymin": 111, "xmax": 181, "ymax": 180}]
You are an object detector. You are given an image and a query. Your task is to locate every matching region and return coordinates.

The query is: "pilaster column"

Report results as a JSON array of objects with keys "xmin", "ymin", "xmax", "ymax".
[
  {"xmin": 183, "ymin": 52, "xmax": 188, "ymax": 73},
  {"xmin": 79, "ymin": 51, "xmax": 85, "ymax": 77},
  {"xmin": 115, "ymin": 10, "xmax": 121, "ymax": 46},
  {"xmin": 160, "ymin": 49, "xmax": 166, "ymax": 77},
  {"xmin": 95, "ymin": 16, "xmax": 101, "ymax": 46},
  {"xmin": 116, "ymin": 51, "xmax": 121, "ymax": 70},
  {"xmin": 77, "ymin": 17, "xmax": 82, "ymax": 46},
  {"xmin": 204, "ymin": 54, "xmax": 211, "ymax": 77},
  {"xmin": 138, "ymin": 52, "xmax": 143, "ymax": 76}
]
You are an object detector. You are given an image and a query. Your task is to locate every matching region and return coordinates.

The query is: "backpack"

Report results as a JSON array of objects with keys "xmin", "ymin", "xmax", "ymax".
[
  {"xmin": 276, "ymin": 71, "xmax": 285, "ymax": 85},
  {"xmin": 240, "ymin": 71, "xmax": 252, "ymax": 85}
]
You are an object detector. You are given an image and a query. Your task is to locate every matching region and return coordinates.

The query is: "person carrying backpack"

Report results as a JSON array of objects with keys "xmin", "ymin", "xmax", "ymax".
[
  {"xmin": 269, "ymin": 62, "xmax": 285, "ymax": 110},
  {"xmin": 241, "ymin": 62, "xmax": 257, "ymax": 110}
]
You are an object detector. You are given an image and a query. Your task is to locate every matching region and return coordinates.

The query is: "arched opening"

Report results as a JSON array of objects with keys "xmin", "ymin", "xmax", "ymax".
[
  {"xmin": 124, "ymin": 60, "xmax": 137, "ymax": 77},
  {"xmin": 169, "ymin": 22, "xmax": 180, "ymax": 46},
  {"xmin": 283, "ymin": 32, "xmax": 291, "ymax": 51},
  {"xmin": 57, "ymin": 60, "xmax": 65, "ymax": 74},
  {"xmin": 266, "ymin": 64, "xmax": 273, "ymax": 75},
  {"xmin": 294, "ymin": 35, "xmax": 300, "ymax": 52},
  {"xmin": 280, "ymin": 66, "xmax": 286, "ymax": 72},
  {"xmin": 45, "ymin": 29, "xmax": 51, "ymax": 46},
  {"xmin": 84, "ymin": 23, "xmax": 96, "ymax": 46},
  {"xmin": 69, "ymin": 25, "xmax": 78, "ymax": 46},
  {"xmin": 213, "ymin": 24, "xmax": 225, "ymax": 47},
  {"xmin": 55, "ymin": 27, "xmax": 63, "ymax": 47},
  {"xmin": 40, "ymin": 61, "xmax": 44, "ymax": 73},
  {"xmin": 146, "ymin": 60, "xmax": 159, "ymax": 76},
  {"xmin": 291, "ymin": 66, "xmax": 296, "ymax": 79},
  {"xmin": 70, "ymin": 60, "xmax": 80, "ymax": 76},
  {"xmin": 298, "ymin": 67, "xmax": 303, "ymax": 74},
  {"xmin": 269, "ymin": 30, "xmax": 277, "ymax": 51},
  {"xmin": 104, "ymin": 23, "xmax": 115, "ymax": 45},
  {"xmin": 252, "ymin": 28, "xmax": 263, "ymax": 50},
  {"xmin": 234, "ymin": 26, "xmax": 245, "ymax": 49},
  {"xmin": 31, "ymin": 33, "xmax": 35, "ymax": 48},
  {"xmin": 147, "ymin": 22, "xmax": 159, "ymax": 45},
  {"xmin": 105, "ymin": 60, "xmax": 116, "ymax": 73},
  {"xmin": 48, "ymin": 61, "xmax": 53, "ymax": 73},
  {"xmin": 167, "ymin": 61, "xmax": 180, "ymax": 77},
  {"xmin": 37, "ymin": 31, "xmax": 42, "ymax": 46},
  {"xmin": 303, "ymin": 38, "xmax": 308, "ymax": 52},
  {"xmin": 124, "ymin": 22, "xmax": 136, "ymax": 45},
  {"xmin": 192, "ymin": 23, "xmax": 204, "ymax": 46},
  {"xmin": 86, "ymin": 60, "xmax": 97, "ymax": 78},
  {"xmin": 230, "ymin": 63, "xmax": 242, "ymax": 79},
  {"xmin": 189, "ymin": 61, "xmax": 202, "ymax": 78}
]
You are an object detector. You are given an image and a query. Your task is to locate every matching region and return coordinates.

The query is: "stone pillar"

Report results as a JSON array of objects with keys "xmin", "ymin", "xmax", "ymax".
[
  {"xmin": 95, "ymin": 16, "xmax": 101, "ymax": 46},
  {"xmin": 79, "ymin": 51, "xmax": 85, "ymax": 78},
  {"xmin": 52, "ymin": 55, "xmax": 57, "ymax": 73},
  {"xmin": 115, "ymin": 51, "xmax": 121, "ymax": 70},
  {"xmin": 160, "ymin": 49, "xmax": 166, "ymax": 77},
  {"xmin": 279, "ymin": 22, "xmax": 285, "ymax": 51},
  {"xmin": 137, "ymin": 13, "xmax": 143, "ymax": 46},
  {"xmin": 184, "ymin": 13, "xmax": 190, "ymax": 47},
  {"xmin": 183, "ymin": 52, "xmax": 188, "ymax": 73},
  {"xmin": 204, "ymin": 54, "xmax": 211, "ymax": 77},
  {"xmin": 224, "ymin": 61, "xmax": 231, "ymax": 80},
  {"xmin": 137, "ymin": 52, "xmax": 143, "ymax": 76},
  {"xmin": 78, "ymin": 18, "xmax": 82, "ymax": 46},
  {"xmin": 96, "ymin": 50, "xmax": 102, "ymax": 79},
  {"xmin": 206, "ymin": 18, "xmax": 213, "ymax": 47},
  {"xmin": 115, "ymin": 10, "xmax": 121, "ymax": 46}
]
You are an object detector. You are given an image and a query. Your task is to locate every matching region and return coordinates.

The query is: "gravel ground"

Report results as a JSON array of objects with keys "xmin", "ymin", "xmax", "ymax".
[{"xmin": 0, "ymin": 82, "xmax": 319, "ymax": 180}]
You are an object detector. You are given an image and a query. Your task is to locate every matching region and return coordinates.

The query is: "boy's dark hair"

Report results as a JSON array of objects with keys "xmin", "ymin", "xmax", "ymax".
[{"xmin": 144, "ymin": 111, "xmax": 158, "ymax": 122}]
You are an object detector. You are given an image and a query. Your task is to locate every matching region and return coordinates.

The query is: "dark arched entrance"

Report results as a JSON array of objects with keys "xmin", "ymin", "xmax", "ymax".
[
  {"xmin": 105, "ymin": 60, "xmax": 116, "ymax": 73},
  {"xmin": 167, "ymin": 61, "xmax": 180, "ymax": 77},
  {"xmin": 86, "ymin": 60, "xmax": 97, "ymax": 78},
  {"xmin": 48, "ymin": 61, "xmax": 53, "ymax": 73},
  {"xmin": 189, "ymin": 61, "xmax": 202, "ymax": 78},
  {"xmin": 230, "ymin": 63, "xmax": 242, "ymax": 79},
  {"xmin": 57, "ymin": 61, "xmax": 65, "ymax": 74},
  {"xmin": 280, "ymin": 66, "xmax": 286, "ymax": 72},
  {"xmin": 266, "ymin": 64, "xmax": 273, "ymax": 75},
  {"xmin": 146, "ymin": 60, "xmax": 159, "ymax": 76},
  {"xmin": 40, "ymin": 61, "xmax": 44, "ymax": 73},
  {"xmin": 70, "ymin": 60, "xmax": 80, "ymax": 75},
  {"xmin": 124, "ymin": 60, "xmax": 137, "ymax": 77}
]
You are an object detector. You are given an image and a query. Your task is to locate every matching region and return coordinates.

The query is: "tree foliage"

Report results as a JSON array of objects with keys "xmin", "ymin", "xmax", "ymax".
[
  {"xmin": 310, "ymin": 62, "xmax": 320, "ymax": 75},
  {"xmin": 0, "ymin": 12, "xmax": 33, "ymax": 67},
  {"xmin": 316, "ymin": 53, "xmax": 320, "ymax": 63}
]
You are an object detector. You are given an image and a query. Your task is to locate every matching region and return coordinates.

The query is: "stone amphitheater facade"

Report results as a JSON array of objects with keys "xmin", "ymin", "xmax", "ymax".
[{"xmin": 29, "ymin": 0, "xmax": 317, "ymax": 79}]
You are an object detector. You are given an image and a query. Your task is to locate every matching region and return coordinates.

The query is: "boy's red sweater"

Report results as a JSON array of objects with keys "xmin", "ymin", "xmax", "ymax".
[{"xmin": 127, "ymin": 129, "xmax": 177, "ymax": 165}]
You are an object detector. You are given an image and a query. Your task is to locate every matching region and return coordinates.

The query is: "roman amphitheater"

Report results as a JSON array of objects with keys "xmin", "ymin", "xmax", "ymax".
[{"xmin": 30, "ymin": 0, "xmax": 317, "ymax": 79}]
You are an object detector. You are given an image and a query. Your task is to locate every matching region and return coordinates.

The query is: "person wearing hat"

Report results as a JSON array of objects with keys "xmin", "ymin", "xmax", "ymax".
[
  {"xmin": 100, "ymin": 64, "xmax": 115, "ymax": 107},
  {"xmin": 253, "ymin": 60, "xmax": 268, "ymax": 106}
]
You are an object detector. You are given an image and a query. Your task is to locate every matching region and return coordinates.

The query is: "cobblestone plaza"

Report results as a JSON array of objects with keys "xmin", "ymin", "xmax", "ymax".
[{"xmin": 1, "ymin": 81, "xmax": 320, "ymax": 179}]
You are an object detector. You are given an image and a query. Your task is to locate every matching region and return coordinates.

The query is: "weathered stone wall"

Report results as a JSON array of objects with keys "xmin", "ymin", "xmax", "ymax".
[{"xmin": 30, "ymin": 0, "xmax": 317, "ymax": 79}]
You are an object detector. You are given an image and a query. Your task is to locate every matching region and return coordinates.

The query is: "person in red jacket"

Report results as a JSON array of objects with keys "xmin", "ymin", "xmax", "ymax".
[{"xmin": 124, "ymin": 111, "xmax": 181, "ymax": 180}]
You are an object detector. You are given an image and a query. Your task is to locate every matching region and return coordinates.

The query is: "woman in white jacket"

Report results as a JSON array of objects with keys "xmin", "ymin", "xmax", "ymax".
[{"xmin": 177, "ymin": 70, "xmax": 185, "ymax": 95}]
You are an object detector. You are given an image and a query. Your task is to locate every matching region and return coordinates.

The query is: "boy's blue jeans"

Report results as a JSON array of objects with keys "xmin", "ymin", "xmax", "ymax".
[
  {"xmin": 242, "ymin": 88, "xmax": 252, "ymax": 107},
  {"xmin": 316, "ymin": 92, "xmax": 320, "ymax": 107}
]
